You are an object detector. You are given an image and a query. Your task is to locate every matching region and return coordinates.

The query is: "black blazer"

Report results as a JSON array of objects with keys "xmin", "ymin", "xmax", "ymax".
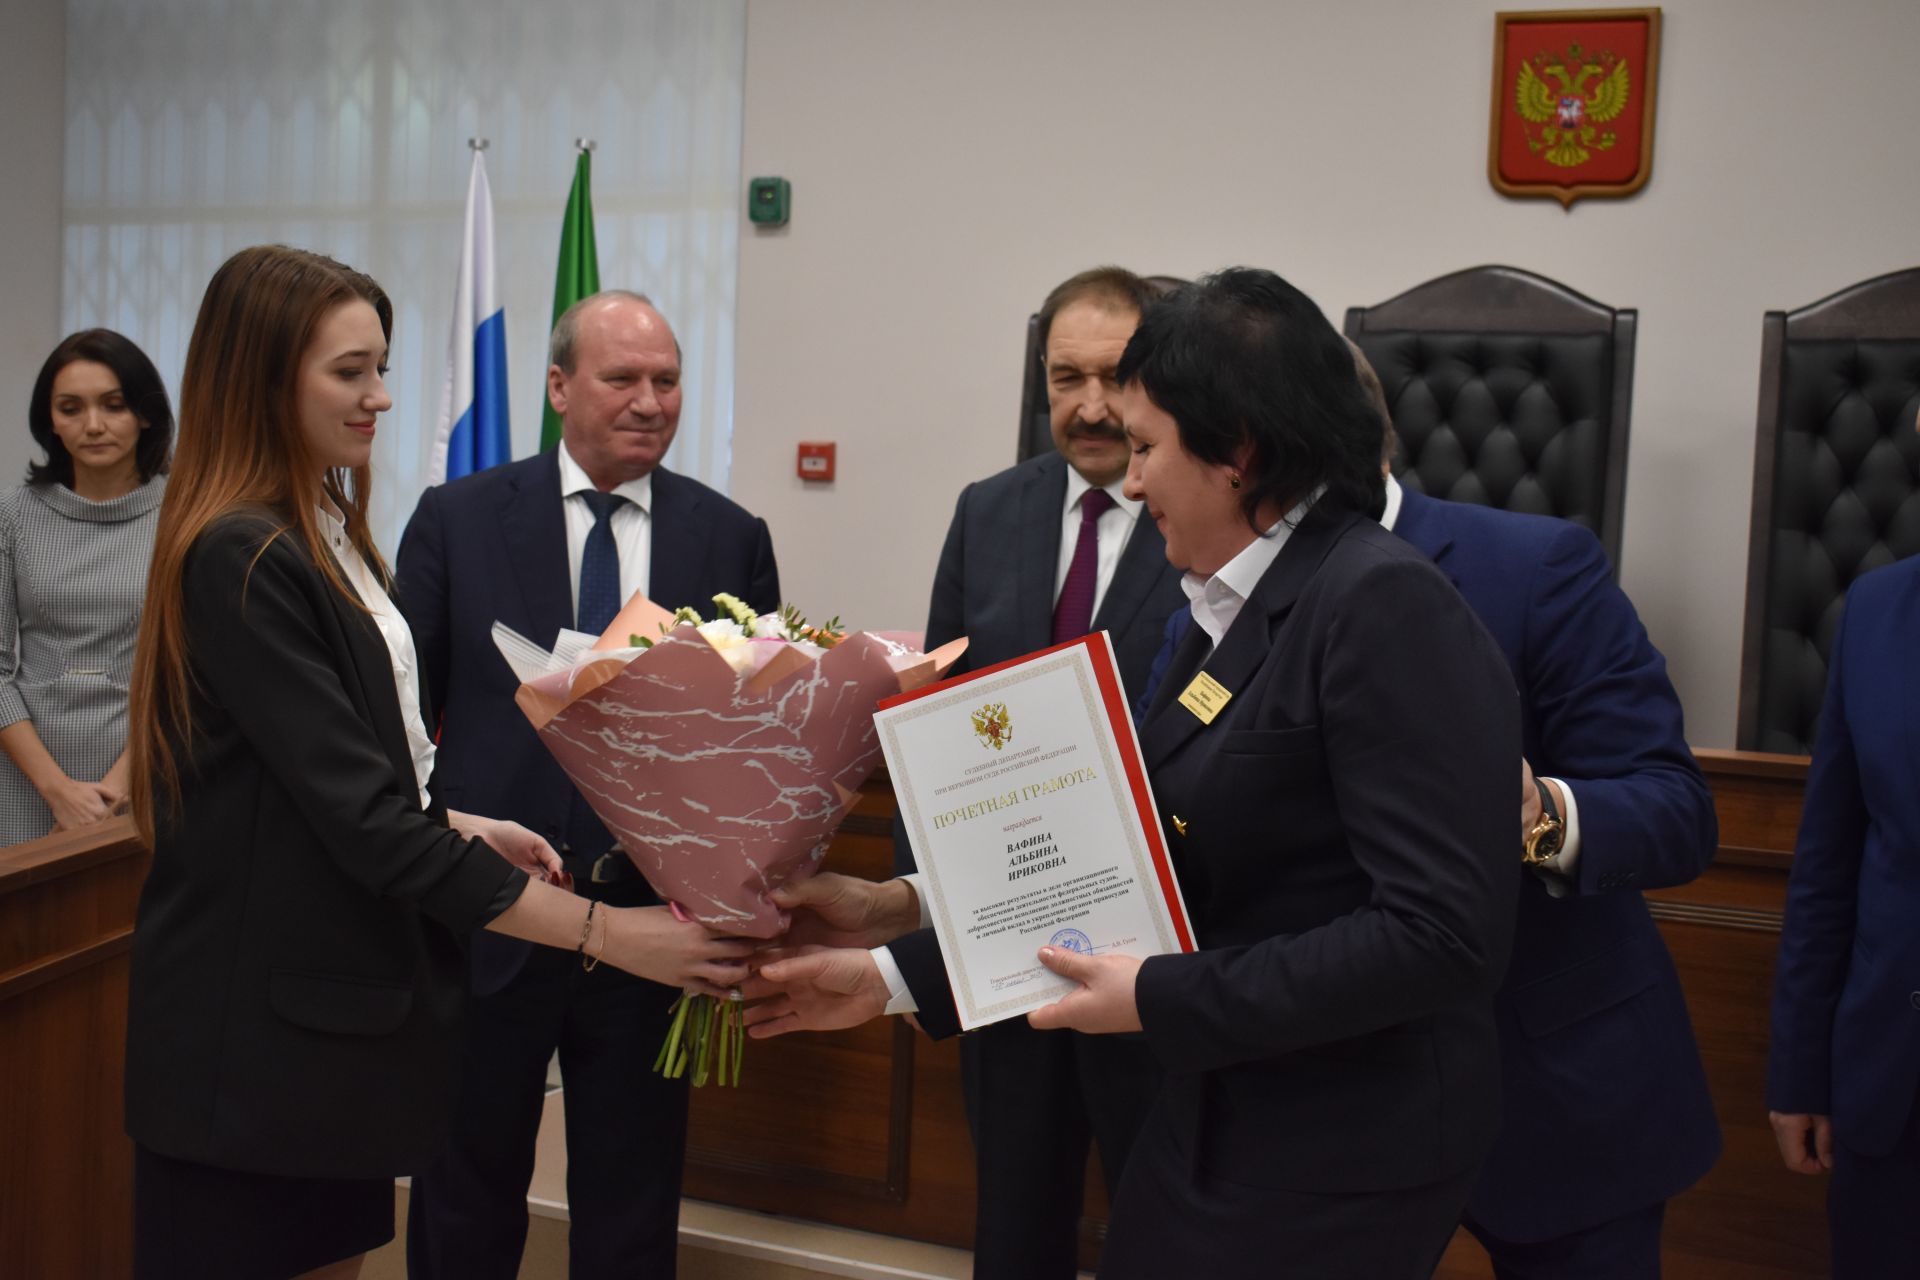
[
  {"xmin": 396, "ymin": 451, "xmax": 779, "ymax": 989},
  {"xmin": 894, "ymin": 452, "xmax": 1186, "ymax": 876},
  {"xmin": 925, "ymin": 451, "xmax": 1185, "ymax": 689},
  {"xmin": 1132, "ymin": 505, "xmax": 1519, "ymax": 1195},
  {"xmin": 125, "ymin": 509, "xmax": 523, "ymax": 1179}
]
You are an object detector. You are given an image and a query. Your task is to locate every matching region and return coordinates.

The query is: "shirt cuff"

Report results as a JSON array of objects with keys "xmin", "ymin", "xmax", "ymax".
[
  {"xmin": 1534, "ymin": 777, "xmax": 1582, "ymax": 898},
  {"xmin": 872, "ymin": 944, "xmax": 918, "ymax": 1015},
  {"xmin": 902, "ymin": 871, "xmax": 932, "ymax": 929}
]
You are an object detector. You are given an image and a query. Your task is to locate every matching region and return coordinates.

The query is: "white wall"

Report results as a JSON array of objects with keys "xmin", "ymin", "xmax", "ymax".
[
  {"xmin": 0, "ymin": 0, "xmax": 65, "ymax": 486},
  {"xmin": 732, "ymin": 0, "xmax": 1920, "ymax": 748}
]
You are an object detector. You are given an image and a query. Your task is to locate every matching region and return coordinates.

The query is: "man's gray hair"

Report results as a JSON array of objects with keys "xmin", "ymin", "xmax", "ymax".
[{"xmin": 548, "ymin": 289, "xmax": 662, "ymax": 372}]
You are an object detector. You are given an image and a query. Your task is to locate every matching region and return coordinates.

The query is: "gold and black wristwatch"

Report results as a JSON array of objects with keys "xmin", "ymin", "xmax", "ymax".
[{"xmin": 1522, "ymin": 777, "xmax": 1566, "ymax": 867}]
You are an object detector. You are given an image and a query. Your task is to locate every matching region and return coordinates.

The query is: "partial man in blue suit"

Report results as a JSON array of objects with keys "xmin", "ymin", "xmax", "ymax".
[
  {"xmin": 397, "ymin": 291, "xmax": 779, "ymax": 1280},
  {"xmin": 1768, "ymin": 406, "xmax": 1920, "ymax": 1280},
  {"xmin": 1355, "ymin": 349, "xmax": 1721, "ymax": 1277},
  {"xmin": 893, "ymin": 266, "xmax": 1188, "ymax": 1280}
]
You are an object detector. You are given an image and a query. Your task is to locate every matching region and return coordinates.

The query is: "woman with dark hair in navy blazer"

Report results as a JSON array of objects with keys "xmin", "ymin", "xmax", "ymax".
[
  {"xmin": 1768, "ymin": 404, "xmax": 1920, "ymax": 1279},
  {"xmin": 123, "ymin": 245, "xmax": 753, "ymax": 1280},
  {"xmin": 1022, "ymin": 268, "xmax": 1521, "ymax": 1277}
]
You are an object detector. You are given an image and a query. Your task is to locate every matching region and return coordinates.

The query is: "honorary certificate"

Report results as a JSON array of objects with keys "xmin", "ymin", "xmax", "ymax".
[{"xmin": 876, "ymin": 633, "xmax": 1194, "ymax": 1030}]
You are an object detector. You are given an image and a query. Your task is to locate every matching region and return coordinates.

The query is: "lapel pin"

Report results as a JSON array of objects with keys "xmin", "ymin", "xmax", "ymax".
[{"xmin": 1171, "ymin": 814, "xmax": 1188, "ymax": 836}]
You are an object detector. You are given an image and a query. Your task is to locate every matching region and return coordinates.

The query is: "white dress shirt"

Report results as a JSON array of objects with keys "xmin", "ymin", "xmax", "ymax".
[
  {"xmin": 1379, "ymin": 474, "xmax": 1583, "ymax": 883},
  {"xmin": 1056, "ymin": 470, "xmax": 1144, "ymax": 621},
  {"xmin": 317, "ymin": 505, "xmax": 435, "ymax": 811},
  {"xmin": 559, "ymin": 444, "xmax": 652, "ymax": 623},
  {"xmin": 1178, "ymin": 502, "xmax": 1309, "ymax": 653}
]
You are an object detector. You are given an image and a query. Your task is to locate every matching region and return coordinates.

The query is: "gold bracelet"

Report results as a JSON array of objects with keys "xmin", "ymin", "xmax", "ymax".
[
  {"xmin": 578, "ymin": 900, "xmax": 600, "ymax": 972},
  {"xmin": 584, "ymin": 925, "xmax": 606, "ymax": 972}
]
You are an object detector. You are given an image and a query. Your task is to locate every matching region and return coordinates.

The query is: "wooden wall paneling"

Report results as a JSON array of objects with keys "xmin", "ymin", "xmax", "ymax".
[
  {"xmin": 2, "ymin": 754, "xmax": 1833, "ymax": 1276},
  {"xmin": 0, "ymin": 818, "xmax": 146, "ymax": 1280},
  {"xmin": 1645, "ymin": 749, "xmax": 1828, "ymax": 1276}
]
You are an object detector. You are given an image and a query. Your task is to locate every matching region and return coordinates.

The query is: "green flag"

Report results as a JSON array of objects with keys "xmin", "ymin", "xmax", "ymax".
[{"xmin": 542, "ymin": 149, "xmax": 602, "ymax": 451}]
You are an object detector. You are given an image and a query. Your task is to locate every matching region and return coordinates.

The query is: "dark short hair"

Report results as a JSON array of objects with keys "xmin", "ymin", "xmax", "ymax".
[
  {"xmin": 1035, "ymin": 266, "xmax": 1157, "ymax": 355},
  {"xmin": 27, "ymin": 329, "xmax": 174, "ymax": 488},
  {"xmin": 1116, "ymin": 268, "xmax": 1384, "ymax": 527}
]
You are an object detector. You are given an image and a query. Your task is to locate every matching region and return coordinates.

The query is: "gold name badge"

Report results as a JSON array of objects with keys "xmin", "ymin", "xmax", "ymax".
[{"xmin": 1177, "ymin": 671, "xmax": 1232, "ymax": 724}]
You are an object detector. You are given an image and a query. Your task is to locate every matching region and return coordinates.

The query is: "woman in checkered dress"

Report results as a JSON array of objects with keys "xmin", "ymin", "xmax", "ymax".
[{"xmin": 0, "ymin": 329, "xmax": 171, "ymax": 845}]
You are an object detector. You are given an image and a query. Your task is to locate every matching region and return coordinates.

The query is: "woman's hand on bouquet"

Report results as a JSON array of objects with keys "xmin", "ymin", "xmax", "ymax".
[
  {"xmin": 738, "ymin": 946, "xmax": 889, "ymax": 1038},
  {"xmin": 1026, "ymin": 947, "xmax": 1145, "ymax": 1035},
  {"xmin": 605, "ymin": 906, "xmax": 754, "ymax": 997},
  {"xmin": 449, "ymin": 811, "xmax": 566, "ymax": 882},
  {"xmin": 771, "ymin": 873, "xmax": 920, "ymax": 949}
]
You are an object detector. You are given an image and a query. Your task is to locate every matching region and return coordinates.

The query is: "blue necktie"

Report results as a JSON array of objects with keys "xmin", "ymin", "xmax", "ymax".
[
  {"xmin": 1134, "ymin": 607, "xmax": 1195, "ymax": 725},
  {"xmin": 577, "ymin": 490, "xmax": 627, "ymax": 635}
]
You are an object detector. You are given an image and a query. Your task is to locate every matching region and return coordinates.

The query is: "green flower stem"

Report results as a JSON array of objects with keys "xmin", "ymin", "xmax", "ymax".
[{"xmin": 653, "ymin": 992, "xmax": 747, "ymax": 1088}]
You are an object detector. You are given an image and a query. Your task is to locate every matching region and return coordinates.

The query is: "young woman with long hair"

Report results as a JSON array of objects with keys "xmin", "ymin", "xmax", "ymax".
[{"xmin": 122, "ymin": 245, "xmax": 750, "ymax": 1280}]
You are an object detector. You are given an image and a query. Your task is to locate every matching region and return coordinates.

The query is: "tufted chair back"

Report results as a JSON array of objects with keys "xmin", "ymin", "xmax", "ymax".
[
  {"xmin": 1016, "ymin": 274, "xmax": 1188, "ymax": 463},
  {"xmin": 1344, "ymin": 266, "xmax": 1637, "ymax": 573},
  {"xmin": 1736, "ymin": 268, "xmax": 1920, "ymax": 754}
]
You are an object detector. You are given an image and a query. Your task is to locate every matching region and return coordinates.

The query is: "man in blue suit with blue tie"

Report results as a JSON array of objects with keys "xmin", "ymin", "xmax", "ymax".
[
  {"xmin": 397, "ymin": 291, "xmax": 779, "ymax": 1279},
  {"xmin": 1151, "ymin": 348, "xmax": 1722, "ymax": 1273},
  {"xmin": 1362, "ymin": 366, "xmax": 1721, "ymax": 1276},
  {"xmin": 1767, "ymin": 405, "xmax": 1920, "ymax": 1279}
]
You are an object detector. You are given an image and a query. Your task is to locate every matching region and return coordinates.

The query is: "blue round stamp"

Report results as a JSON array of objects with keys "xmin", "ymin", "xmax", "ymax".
[{"xmin": 1048, "ymin": 928, "xmax": 1093, "ymax": 953}]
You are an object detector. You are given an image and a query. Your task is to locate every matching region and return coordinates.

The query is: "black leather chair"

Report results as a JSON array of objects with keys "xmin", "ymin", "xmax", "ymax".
[
  {"xmin": 1736, "ymin": 268, "xmax": 1920, "ymax": 754},
  {"xmin": 1016, "ymin": 274, "xmax": 1185, "ymax": 462},
  {"xmin": 1343, "ymin": 266, "xmax": 1637, "ymax": 573}
]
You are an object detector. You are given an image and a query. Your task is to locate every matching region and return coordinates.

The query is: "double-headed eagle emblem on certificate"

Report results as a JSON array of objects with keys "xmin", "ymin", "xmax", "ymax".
[
  {"xmin": 1514, "ymin": 43, "xmax": 1630, "ymax": 168},
  {"xmin": 971, "ymin": 702, "xmax": 1013, "ymax": 751}
]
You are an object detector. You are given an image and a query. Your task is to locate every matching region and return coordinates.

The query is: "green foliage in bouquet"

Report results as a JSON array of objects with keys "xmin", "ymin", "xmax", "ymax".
[{"xmin": 629, "ymin": 595, "xmax": 846, "ymax": 651}]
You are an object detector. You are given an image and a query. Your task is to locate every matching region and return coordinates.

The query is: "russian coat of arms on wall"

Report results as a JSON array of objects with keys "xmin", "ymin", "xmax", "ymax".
[{"xmin": 1490, "ymin": 8, "xmax": 1662, "ymax": 208}]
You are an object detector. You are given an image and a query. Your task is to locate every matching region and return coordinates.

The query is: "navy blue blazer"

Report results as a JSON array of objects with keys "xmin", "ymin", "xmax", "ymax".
[
  {"xmin": 1769, "ymin": 554, "xmax": 1920, "ymax": 1157},
  {"xmin": 395, "ymin": 450, "xmax": 779, "ymax": 990},
  {"xmin": 1129, "ymin": 504, "xmax": 1519, "ymax": 1203},
  {"xmin": 1393, "ymin": 488, "xmax": 1721, "ymax": 1241}
]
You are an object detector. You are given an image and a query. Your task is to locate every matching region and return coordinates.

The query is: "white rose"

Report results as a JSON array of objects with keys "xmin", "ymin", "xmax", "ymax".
[{"xmin": 696, "ymin": 618, "xmax": 749, "ymax": 649}]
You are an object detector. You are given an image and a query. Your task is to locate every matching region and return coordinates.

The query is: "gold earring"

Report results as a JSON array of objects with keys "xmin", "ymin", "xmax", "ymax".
[{"xmin": 1229, "ymin": 473, "xmax": 1242, "ymax": 490}]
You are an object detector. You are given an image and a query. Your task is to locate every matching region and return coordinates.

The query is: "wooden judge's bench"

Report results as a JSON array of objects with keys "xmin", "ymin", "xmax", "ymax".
[{"xmin": 0, "ymin": 752, "xmax": 1828, "ymax": 1278}]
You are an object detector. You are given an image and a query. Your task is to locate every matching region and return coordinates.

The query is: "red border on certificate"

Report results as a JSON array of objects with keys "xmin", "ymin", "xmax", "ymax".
[{"xmin": 880, "ymin": 632, "xmax": 1195, "ymax": 954}]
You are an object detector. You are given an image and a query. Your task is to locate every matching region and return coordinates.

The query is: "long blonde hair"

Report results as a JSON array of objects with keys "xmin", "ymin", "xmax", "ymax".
[{"xmin": 129, "ymin": 245, "xmax": 393, "ymax": 845}]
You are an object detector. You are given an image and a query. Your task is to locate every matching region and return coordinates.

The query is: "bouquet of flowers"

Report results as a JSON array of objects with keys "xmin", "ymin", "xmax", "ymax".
[{"xmin": 493, "ymin": 592, "xmax": 964, "ymax": 1085}]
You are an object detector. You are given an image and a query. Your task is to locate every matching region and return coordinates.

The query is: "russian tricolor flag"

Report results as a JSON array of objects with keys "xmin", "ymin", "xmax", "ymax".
[{"xmin": 430, "ymin": 147, "xmax": 510, "ymax": 484}]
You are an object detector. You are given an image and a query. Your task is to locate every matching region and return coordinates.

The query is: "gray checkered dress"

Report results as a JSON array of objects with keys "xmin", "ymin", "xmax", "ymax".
[{"xmin": 0, "ymin": 477, "xmax": 165, "ymax": 845}]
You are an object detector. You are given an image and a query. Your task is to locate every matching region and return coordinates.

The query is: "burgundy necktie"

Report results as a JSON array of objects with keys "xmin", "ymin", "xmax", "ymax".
[{"xmin": 1052, "ymin": 488, "xmax": 1116, "ymax": 643}]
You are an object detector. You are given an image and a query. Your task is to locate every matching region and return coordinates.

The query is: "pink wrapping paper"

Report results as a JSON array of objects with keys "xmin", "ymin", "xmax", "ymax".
[{"xmin": 507, "ymin": 602, "xmax": 965, "ymax": 938}]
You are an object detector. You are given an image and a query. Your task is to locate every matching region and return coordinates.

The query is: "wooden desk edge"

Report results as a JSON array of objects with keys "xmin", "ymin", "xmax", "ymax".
[{"xmin": 0, "ymin": 816, "xmax": 146, "ymax": 897}]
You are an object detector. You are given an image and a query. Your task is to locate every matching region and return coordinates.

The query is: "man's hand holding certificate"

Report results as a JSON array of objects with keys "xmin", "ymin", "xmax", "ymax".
[{"xmin": 878, "ymin": 632, "xmax": 1193, "ymax": 1030}]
